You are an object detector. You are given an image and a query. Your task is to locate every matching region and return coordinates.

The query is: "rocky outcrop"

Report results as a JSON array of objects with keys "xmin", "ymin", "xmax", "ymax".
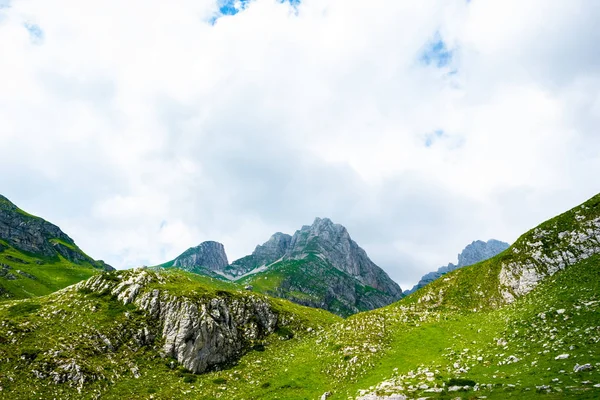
[
  {"xmin": 79, "ymin": 269, "xmax": 284, "ymax": 374},
  {"xmin": 499, "ymin": 204, "xmax": 600, "ymax": 302},
  {"xmin": 0, "ymin": 194, "xmax": 113, "ymax": 270},
  {"xmin": 171, "ymin": 241, "xmax": 229, "ymax": 274},
  {"xmin": 406, "ymin": 239, "xmax": 509, "ymax": 295}
]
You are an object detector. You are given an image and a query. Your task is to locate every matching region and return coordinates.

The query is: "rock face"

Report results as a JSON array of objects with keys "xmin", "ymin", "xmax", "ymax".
[
  {"xmin": 163, "ymin": 218, "xmax": 402, "ymax": 316},
  {"xmin": 231, "ymin": 218, "xmax": 403, "ymax": 316},
  {"xmin": 170, "ymin": 241, "xmax": 229, "ymax": 274},
  {"xmin": 79, "ymin": 269, "xmax": 288, "ymax": 374},
  {"xmin": 226, "ymin": 233, "xmax": 292, "ymax": 277},
  {"xmin": 406, "ymin": 239, "xmax": 509, "ymax": 295},
  {"xmin": 285, "ymin": 218, "xmax": 402, "ymax": 297},
  {"xmin": 0, "ymin": 194, "xmax": 113, "ymax": 270}
]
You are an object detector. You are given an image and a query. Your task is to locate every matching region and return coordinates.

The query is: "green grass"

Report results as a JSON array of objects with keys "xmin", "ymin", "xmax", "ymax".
[
  {"xmin": 0, "ymin": 245, "xmax": 100, "ymax": 300},
  {"xmin": 240, "ymin": 255, "xmax": 396, "ymax": 317},
  {"xmin": 0, "ymin": 193, "xmax": 599, "ymax": 399},
  {"xmin": 0, "ymin": 255, "xmax": 597, "ymax": 399}
]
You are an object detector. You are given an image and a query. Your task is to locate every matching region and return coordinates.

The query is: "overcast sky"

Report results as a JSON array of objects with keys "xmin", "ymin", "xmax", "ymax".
[{"xmin": 1, "ymin": 0, "xmax": 600, "ymax": 290}]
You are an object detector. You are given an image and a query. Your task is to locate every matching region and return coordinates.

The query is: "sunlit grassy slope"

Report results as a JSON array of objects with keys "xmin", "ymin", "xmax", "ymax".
[
  {"xmin": 0, "ymin": 194, "xmax": 599, "ymax": 399},
  {"xmin": 0, "ymin": 254, "xmax": 597, "ymax": 399},
  {"xmin": 0, "ymin": 243, "xmax": 102, "ymax": 300},
  {"xmin": 0, "ymin": 195, "xmax": 110, "ymax": 300}
]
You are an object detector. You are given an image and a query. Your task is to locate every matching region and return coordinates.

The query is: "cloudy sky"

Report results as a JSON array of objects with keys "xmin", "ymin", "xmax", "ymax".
[{"xmin": 1, "ymin": 0, "xmax": 599, "ymax": 290}]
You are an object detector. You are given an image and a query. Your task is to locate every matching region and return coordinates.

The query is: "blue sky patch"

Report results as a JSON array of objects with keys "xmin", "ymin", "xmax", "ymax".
[
  {"xmin": 211, "ymin": 0, "xmax": 299, "ymax": 24},
  {"xmin": 420, "ymin": 33, "xmax": 453, "ymax": 68},
  {"xmin": 219, "ymin": 0, "xmax": 250, "ymax": 16},
  {"xmin": 424, "ymin": 130, "xmax": 445, "ymax": 147},
  {"xmin": 24, "ymin": 23, "xmax": 44, "ymax": 43}
]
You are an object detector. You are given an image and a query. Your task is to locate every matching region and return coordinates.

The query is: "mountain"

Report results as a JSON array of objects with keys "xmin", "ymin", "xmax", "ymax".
[
  {"xmin": 157, "ymin": 218, "xmax": 402, "ymax": 317},
  {"xmin": 1, "ymin": 193, "xmax": 599, "ymax": 399},
  {"xmin": 223, "ymin": 232, "xmax": 292, "ymax": 278},
  {"xmin": 158, "ymin": 241, "xmax": 229, "ymax": 278},
  {"xmin": 1, "ymin": 193, "xmax": 600, "ymax": 399},
  {"xmin": 0, "ymin": 194, "xmax": 113, "ymax": 300},
  {"xmin": 405, "ymin": 239, "xmax": 509, "ymax": 295},
  {"xmin": 234, "ymin": 217, "xmax": 403, "ymax": 316}
]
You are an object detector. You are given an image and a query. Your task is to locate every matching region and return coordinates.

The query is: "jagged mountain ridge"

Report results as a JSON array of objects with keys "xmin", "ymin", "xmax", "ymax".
[
  {"xmin": 405, "ymin": 239, "xmax": 509, "ymax": 295},
  {"xmin": 159, "ymin": 217, "xmax": 402, "ymax": 316},
  {"xmin": 224, "ymin": 232, "xmax": 292, "ymax": 278},
  {"xmin": 284, "ymin": 218, "xmax": 401, "ymax": 296},
  {"xmin": 0, "ymin": 194, "xmax": 113, "ymax": 300},
  {"xmin": 236, "ymin": 218, "xmax": 403, "ymax": 316}
]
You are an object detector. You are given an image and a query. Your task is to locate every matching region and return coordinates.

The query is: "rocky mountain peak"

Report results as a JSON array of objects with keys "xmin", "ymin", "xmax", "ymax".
[
  {"xmin": 286, "ymin": 217, "xmax": 402, "ymax": 297},
  {"xmin": 405, "ymin": 238, "xmax": 509, "ymax": 295},
  {"xmin": 252, "ymin": 232, "xmax": 291, "ymax": 264},
  {"xmin": 172, "ymin": 241, "xmax": 229, "ymax": 274},
  {"xmin": 458, "ymin": 239, "xmax": 509, "ymax": 267}
]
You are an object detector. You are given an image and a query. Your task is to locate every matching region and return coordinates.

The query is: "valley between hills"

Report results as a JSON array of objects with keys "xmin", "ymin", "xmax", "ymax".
[{"xmin": 0, "ymin": 193, "xmax": 599, "ymax": 399}]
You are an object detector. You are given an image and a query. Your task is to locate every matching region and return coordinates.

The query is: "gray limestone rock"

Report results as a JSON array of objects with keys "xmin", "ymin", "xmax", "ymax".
[
  {"xmin": 171, "ymin": 241, "xmax": 229, "ymax": 274},
  {"xmin": 284, "ymin": 218, "xmax": 402, "ymax": 298},
  {"xmin": 226, "ymin": 232, "xmax": 292, "ymax": 277},
  {"xmin": 499, "ymin": 209, "xmax": 600, "ymax": 302},
  {"xmin": 405, "ymin": 239, "xmax": 509, "ymax": 295},
  {"xmin": 79, "ymin": 269, "xmax": 286, "ymax": 374}
]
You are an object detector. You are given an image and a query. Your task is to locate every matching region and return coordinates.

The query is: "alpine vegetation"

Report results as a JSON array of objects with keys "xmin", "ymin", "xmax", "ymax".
[{"xmin": 0, "ymin": 193, "xmax": 599, "ymax": 399}]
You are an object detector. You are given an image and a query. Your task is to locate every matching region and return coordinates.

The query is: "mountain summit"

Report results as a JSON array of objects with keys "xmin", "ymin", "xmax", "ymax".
[
  {"xmin": 162, "ymin": 241, "xmax": 229, "ymax": 277},
  {"xmin": 405, "ymin": 238, "xmax": 509, "ymax": 295},
  {"xmin": 159, "ymin": 217, "xmax": 402, "ymax": 316},
  {"xmin": 232, "ymin": 217, "xmax": 402, "ymax": 316},
  {"xmin": 284, "ymin": 217, "xmax": 402, "ymax": 296}
]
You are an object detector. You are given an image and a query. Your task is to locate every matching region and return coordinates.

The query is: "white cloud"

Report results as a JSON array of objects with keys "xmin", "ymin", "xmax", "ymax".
[{"xmin": 1, "ymin": 0, "xmax": 599, "ymax": 290}]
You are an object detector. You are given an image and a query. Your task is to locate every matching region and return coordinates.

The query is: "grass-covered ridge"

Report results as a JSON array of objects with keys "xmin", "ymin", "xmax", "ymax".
[
  {"xmin": 0, "ymin": 194, "xmax": 112, "ymax": 301},
  {"xmin": 412, "ymin": 192, "xmax": 600, "ymax": 312}
]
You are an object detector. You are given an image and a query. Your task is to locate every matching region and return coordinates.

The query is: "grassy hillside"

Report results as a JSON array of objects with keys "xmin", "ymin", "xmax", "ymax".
[
  {"xmin": 0, "ymin": 256, "xmax": 597, "ymax": 399},
  {"xmin": 0, "ymin": 243, "xmax": 106, "ymax": 300},
  {"xmin": 0, "ymin": 195, "xmax": 112, "ymax": 300},
  {"xmin": 0, "ymin": 268, "xmax": 341, "ymax": 400},
  {"xmin": 1, "ymin": 194, "xmax": 599, "ymax": 399},
  {"xmin": 238, "ymin": 254, "xmax": 400, "ymax": 318}
]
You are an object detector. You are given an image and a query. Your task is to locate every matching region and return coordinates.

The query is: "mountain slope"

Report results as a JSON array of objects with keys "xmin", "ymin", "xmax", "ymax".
[
  {"xmin": 405, "ymin": 239, "xmax": 509, "ymax": 295},
  {"xmin": 158, "ymin": 241, "xmax": 229, "ymax": 278},
  {"xmin": 2, "ymin": 193, "xmax": 599, "ymax": 399},
  {"xmin": 0, "ymin": 268, "xmax": 340, "ymax": 399},
  {"xmin": 223, "ymin": 232, "xmax": 292, "ymax": 278},
  {"xmin": 236, "ymin": 218, "xmax": 403, "ymax": 316},
  {"xmin": 159, "ymin": 218, "xmax": 403, "ymax": 317},
  {"xmin": 0, "ymin": 195, "xmax": 113, "ymax": 300}
]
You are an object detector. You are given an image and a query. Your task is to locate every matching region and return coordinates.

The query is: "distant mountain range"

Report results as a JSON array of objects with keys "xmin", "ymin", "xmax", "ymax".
[
  {"xmin": 404, "ymin": 239, "xmax": 510, "ymax": 295},
  {"xmin": 158, "ymin": 217, "xmax": 403, "ymax": 317}
]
